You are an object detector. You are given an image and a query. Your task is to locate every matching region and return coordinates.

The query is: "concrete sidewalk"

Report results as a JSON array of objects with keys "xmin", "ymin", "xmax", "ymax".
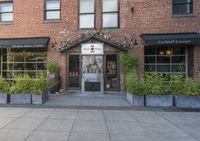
[
  {"xmin": 44, "ymin": 92, "xmax": 131, "ymax": 108},
  {"xmin": 0, "ymin": 107, "xmax": 200, "ymax": 141}
]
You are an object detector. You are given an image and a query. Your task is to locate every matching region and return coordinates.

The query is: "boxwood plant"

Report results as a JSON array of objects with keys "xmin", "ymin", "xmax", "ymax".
[
  {"xmin": 144, "ymin": 73, "xmax": 170, "ymax": 95},
  {"xmin": 32, "ymin": 74, "xmax": 48, "ymax": 95},
  {"xmin": 170, "ymin": 75, "xmax": 200, "ymax": 96},
  {"xmin": 125, "ymin": 72, "xmax": 145, "ymax": 95},
  {"xmin": 10, "ymin": 75, "xmax": 33, "ymax": 94},
  {"xmin": 0, "ymin": 76, "xmax": 10, "ymax": 94}
]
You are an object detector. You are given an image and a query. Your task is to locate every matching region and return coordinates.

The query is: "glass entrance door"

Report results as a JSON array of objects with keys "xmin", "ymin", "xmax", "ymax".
[
  {"xmin": 68, "ymin": 55, "xmax": 80, "ymax": 89},
  {"xmin": 105, "ymin": 54, "xmax": 119, "ymax": 91}
]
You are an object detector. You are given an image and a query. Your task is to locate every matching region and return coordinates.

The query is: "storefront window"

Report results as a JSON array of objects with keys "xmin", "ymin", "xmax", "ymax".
[
  {"xmin": 1, "ymin": 48, "xmax": 47, "ymax": 80},
  {"xmin": 144, "ymin": 46, "xmax": 187, "ymax": 80}
]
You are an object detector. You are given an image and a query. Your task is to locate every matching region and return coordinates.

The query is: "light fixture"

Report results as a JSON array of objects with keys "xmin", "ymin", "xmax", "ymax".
[
  {"xmin": 159, "ymin": 51, "xmax": 165, "ymax": 55},
  {"xmin": 166, "ymin": 49, "xmax": 173, "ymax": 55}
]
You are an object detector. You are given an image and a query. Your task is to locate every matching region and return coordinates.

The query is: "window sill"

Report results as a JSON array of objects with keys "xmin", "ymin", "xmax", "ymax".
[
  {"xmin": 0, "ymin": 22, "xmax": 14, "ymax": 25},
  {"xmin": 78, "ymin": 28, "xmax": 96, "ymax": 31},
  {"xmin": 102, "ymin": 27, "xmax": 120, "ymax": 31},
  {"xmin": 172, "ymin": 14, "xmax": 196, "ymax": 18},
  {"xmin": 43, "ymin": 20, "xmax": 62, "ymax": 24}
]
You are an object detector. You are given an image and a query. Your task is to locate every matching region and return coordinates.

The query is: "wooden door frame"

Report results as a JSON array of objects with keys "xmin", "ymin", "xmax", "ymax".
[
  {"xmin": 104, "ymin": 52, "xmax": 121, "ymax": 92},
  {"xmin": 66, "ymin": 53, "xmax": 81, "ymax": 90}
]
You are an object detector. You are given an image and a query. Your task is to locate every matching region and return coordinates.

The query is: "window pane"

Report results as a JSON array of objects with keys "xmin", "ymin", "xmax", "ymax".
[
  {"xmin": 103, "ymin": 13, "xmax": 118, "ymax": 28},
  {"xmin": 103, "ymin": 0, "xmax": 118, "ymax": 12},
  {"xmin": 79, "ymin": 14, "xmax": 94, "ymax": 28},
  {"xmin": 145, "ymin": 56, "xmax": 155, "ymax": 64},
  {"xmin": 145, "ymin": 47, "xmax": 156, "ymax": 55},
  {"xmin": 0, "ymin": 3, "xmax": 13, "ymax": 12},
  {"xmin": 80, "ymin": 0, "xmax": 95, "ymax": 13},
  {"xmin": 172, "ymin": 56, "xmax": 185, "ymax": 63},
  {"xmin": 1, "ymin": 13, "xmax": 13, "ymax": 22},
  {"xmin": 46, "ymin": 11, "xmax": 60, "ymax": 19},
  {"xmin": 46, "ymin": 0, "xmax": 60, "ymax": 10},
  {"xmin": 173, "ymin": 47, "xmax": 185, "ymax": 55},
  {"xmin": 145, "ymin": 65, "xmax": 155, "ymax": 72},
  {"xmin": 157, "ymin": 65, "xmax": 170, "ymax": 72},
  {"xmin": 172, "ymin": 65, "xmax": 185, "ymax": 72},
  {"xmin": 173, "ymin": 4, "xmax": 192, "ymax": 15},
  {"xmin": 157, "ymin": 56, "xmax": 170, "ymax": 64}
]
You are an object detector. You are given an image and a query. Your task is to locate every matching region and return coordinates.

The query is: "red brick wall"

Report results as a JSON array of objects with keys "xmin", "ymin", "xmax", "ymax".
[{"xmin": 0, "ymin": 0, "xmax": 200, "ymax": 89}]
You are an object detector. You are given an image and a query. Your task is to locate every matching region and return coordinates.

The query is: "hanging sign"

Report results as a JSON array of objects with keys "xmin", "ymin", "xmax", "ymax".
[{"xmin": 81, "ymin": 43, "xmax": 104, "ymax": 55}]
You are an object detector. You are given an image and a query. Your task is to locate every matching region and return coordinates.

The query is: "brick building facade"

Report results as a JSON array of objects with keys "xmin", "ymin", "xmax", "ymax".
[{"xmin": 0, "ymin": 0, "xmax": 200, "ymax": 93}]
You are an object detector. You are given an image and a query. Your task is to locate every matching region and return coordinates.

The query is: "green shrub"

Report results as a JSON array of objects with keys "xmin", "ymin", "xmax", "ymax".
[
  {"xmin": 0, "ymin": 77, "xmax": 10, "ymax": 94},
  {"xmin": 10, "ymin": 75, "xmax": 33, "ymax": 94},
  {"xmin": 47, "ymin": 61, "xmax": 59, "ymax": 73},
  {"xmin": 171, "ymin": 75, "xmax": 200, "ymax": 96},
  {"xmin": 32, "ymin": 73, "xmax": 48, "ymax": 95},
  {"xmin": 125, "ymin": 72, "xmax": 145, "ymax": 95},
  {"xmin": 144, "ymin": 73, "xmax": 169, "ymax": 95},
  {"xmin": 184, "ymin": 78, "xmax": 200, "ymax": 96},
  {"xmin": 170, "ymin": 75, "xmax": 186, "ymax": 96},
  {"xmin": 120, "ymin": 52, "xmax": 139, "ymax": 73}
]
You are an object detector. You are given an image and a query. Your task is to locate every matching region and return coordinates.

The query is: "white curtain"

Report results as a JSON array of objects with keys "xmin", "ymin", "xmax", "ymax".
[
  {"xmin": 80, "ymin": 14, "xmax": 94, "ymax": 28},
  {"xmin": 0, "ymin": 3, "xmax": 13, "ymax": 12},
  {"xmin": 80, "ymin": 0, "xmax": 95, "ymax": 13},
  {"xmin": 103, "ymin": 13, "xmax": 118, "ymax": 28},
  {"xmin": 103, "ymin": 0, "xmax": 118, "ymax": 12},
  {"xmin": 1, "ymin": 13, "xmax": 13, "ymax": 22},
  {"xmin": 46, "ymin": 0, "xmax": 60, "ymax": 10}
]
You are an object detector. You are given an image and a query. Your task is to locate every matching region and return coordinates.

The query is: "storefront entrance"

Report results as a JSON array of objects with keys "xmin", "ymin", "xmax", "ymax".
[{"xmin": 67, "ymin": 43, "xmax": 120, "ymax": 93}]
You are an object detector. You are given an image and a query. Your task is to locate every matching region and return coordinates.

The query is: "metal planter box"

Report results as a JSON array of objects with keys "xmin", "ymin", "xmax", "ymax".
[
  {"xmin": 175, "ymin": 96, "xmax": 200, "ymax": 109},
  {"xmin": 127, "ymin": 92, "xmax": 144, "ymax": 106},
  {"xmin": 32, "ymin": 91, "xmax": 48, "ymax": 105},
  {"xmin": 0, "ymin": 94, "xmax": 9, "ymax": 104},
  {"xmin": 146, "ymin": 95, "xmax": 173, "ymax": 107},
  {"xmin": 10, "ymin": 94, "xmax": 32, "ymax": 104}
]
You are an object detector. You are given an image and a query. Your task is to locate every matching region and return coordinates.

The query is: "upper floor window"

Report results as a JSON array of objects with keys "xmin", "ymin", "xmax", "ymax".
[
  {"xmin": 0, "ymin": 2, "xmax": 13, "ymax": 22},
  {"xmin": 45, "ymin": 0, "xmax": 61, "ymax": 20},
  {"xmin": 173, "ymin": 0, "xmax": 193, "ymax": 15},
  {"xmin": 102, "ymin": 0, "xmax": 119, "ymax": 28},
  {"xmin": 79, "ymin": 0, "xmax": 95, "ymax": 29}
]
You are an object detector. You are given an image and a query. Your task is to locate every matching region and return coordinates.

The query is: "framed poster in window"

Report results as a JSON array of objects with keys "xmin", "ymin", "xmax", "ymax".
[{"xmin": 106, "ymin": 61, "xmax": 116, "ymax": 75}]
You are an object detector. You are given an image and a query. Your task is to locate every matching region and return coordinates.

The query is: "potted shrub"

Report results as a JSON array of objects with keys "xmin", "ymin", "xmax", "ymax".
[
  {"xmin": 172, "ymin": 76, "xmax": 200, "ymax": 109},
  {"xmin": 47, "ymin": 61, "xmax": 60, "ymax": 93},
  {"xmin": 126, "ymin": 72, "xmax": 145, "ymax": 106},
  {"xmin": 144, "ymin": 73, "xmax": 173, "ymax": 107},
  {"xmin": 0, "ymin": 77, "xmax": 10, "ymax": 104},
  {"xmin": 10, "ymin": 75, "xmax": 32, "ymax": 104},
  {"xmin": 32, "ymin": 74, "xmax": 48, "ymax": 104}
]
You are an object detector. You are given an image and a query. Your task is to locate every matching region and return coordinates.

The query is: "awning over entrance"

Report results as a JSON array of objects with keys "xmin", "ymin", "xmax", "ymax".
[
  {"xmin": 60, "ymin": 35, "xmax": 128, "ymax": 53},
  {"xmin": 141, "ymin": 32, "xmax": 200, "ymax": 46},
  {"xmin": 0, "ymin": 37, "xmax": 49, "ymax": 48}
]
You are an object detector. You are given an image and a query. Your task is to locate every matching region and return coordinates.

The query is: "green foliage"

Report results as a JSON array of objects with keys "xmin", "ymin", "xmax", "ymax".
[
  {"xmin": 10, "ymin": 73, "xmax": 47, "ymax": 95},
  {"xmin": 125, "ymin": 71, "xmax": 145, "ymax": 95},
  {"xmin": 0, "ymin": 76, "xmax": 10, "ymax": 94},
  {"xmin": 120, "ymin": 52, "xmax": 139, "ymax": 73},
  {"xmin": 170, "ymin": 75, "xmax": 185, "ymax": 96},
  {"xmin": 10, "ymin": 75, "xmax": 33, "ymax": 94},
  {"xmin": 184, "ymin": 78, "xmax": 200, "ymax": 96},
  {"xmin": 47, "ymin": 61, "xmax": 59, "ymax": 73},
  {"xmin": 170, "ymin": 75, "xmax": 200, "ymax": 96},
  {"xmin": 144, "ymin": 73, "xmax": 169, "ymax": 95},
  {"xmin": 32, "ymin": 73, "xmax": 48, "ymax": 95}
]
